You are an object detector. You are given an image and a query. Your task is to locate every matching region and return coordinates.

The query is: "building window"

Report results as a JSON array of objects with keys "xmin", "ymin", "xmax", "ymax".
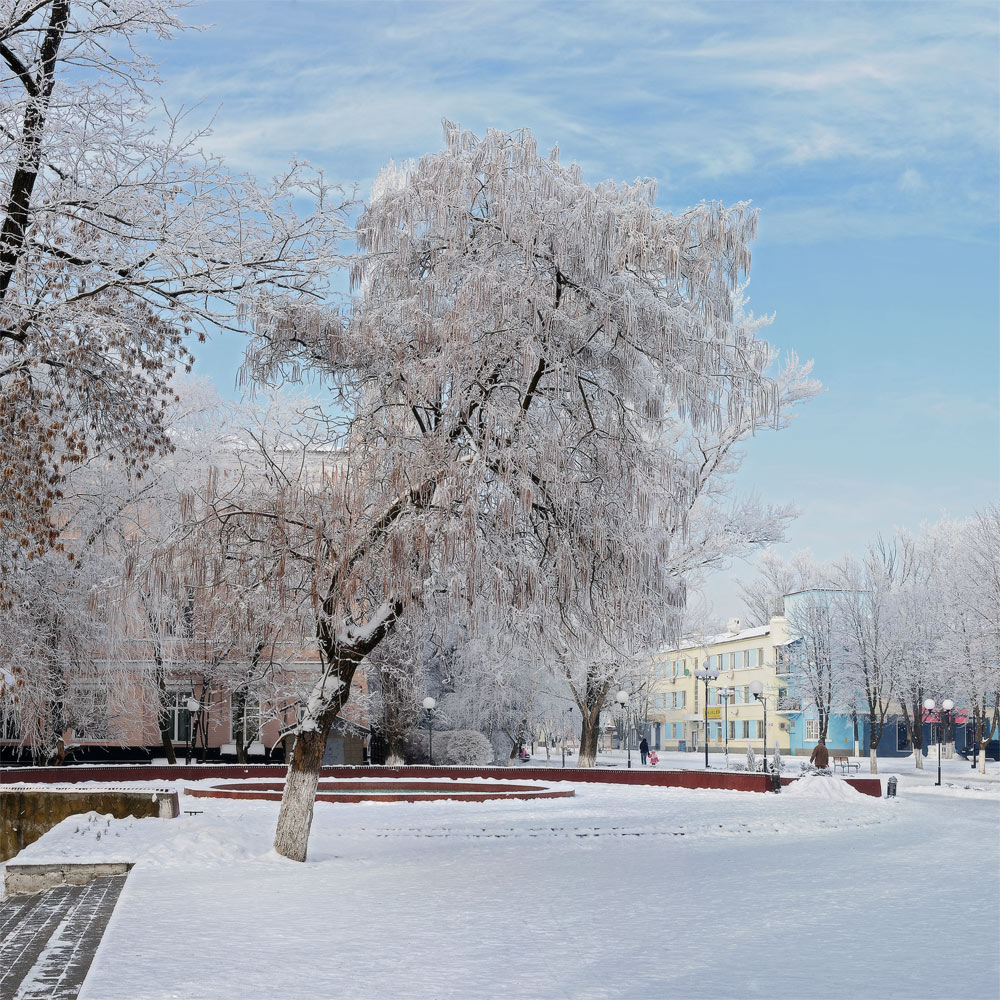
[
  {"xmin": 166, "ymin": 690, "xmax": 194, "ymax": 743},
  {"xmin": 806, "ymin": 719, "xmax": 821, "ymax": 742},
  {"xmin": 748, "ymin": 648, "xmax": 758, "ymax": 668},
  {"xmin": 728, "ymin": 721, "xmax": 736, "ymax": 740},
  {"xmin": 68, "ymin": 683, "xmax": 110, "ymax": 741},
  {"xmin": 741, "ymin": 720, "xmax": 751, "ymax": 739},
  {"xmin": 742, "ymin": 685, "xmax": 751, "ymax": 704},
  {"xmin": 231, "ymin": 694, "xmax": 260, "ymax": 745}
]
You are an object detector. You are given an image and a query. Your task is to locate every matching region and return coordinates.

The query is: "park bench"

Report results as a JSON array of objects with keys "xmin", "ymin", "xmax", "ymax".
[{"xmin": 833, "ymin": 756, "xmax": 859, "ymax": 774}]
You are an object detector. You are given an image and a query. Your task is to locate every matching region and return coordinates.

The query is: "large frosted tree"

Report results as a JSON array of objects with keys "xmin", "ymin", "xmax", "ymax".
[
  {"xmin": 0, "ymin": 0, "xmax": 346, "ymax": 588},
  {"xmin": 240, "ymin": 123, "xmax": 800, "ymax": 860}
]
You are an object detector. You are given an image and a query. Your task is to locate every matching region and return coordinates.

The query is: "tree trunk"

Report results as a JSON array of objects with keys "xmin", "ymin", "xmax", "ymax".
[
  {"xmin": 273, "ymin": 724, "xmax": 330, "ymax": 863},
  {"xmin": 156, "ymin": 658, "xmax": 176, "ymax": 763},
  {"xmin": 147, "ymin": 603, "xmax": 176, "ymax": 765},
  {"xmin": 869, "ymin": 748, "xmax": 878, "ymax": 774},
  {"xmin": 914, "ymin": 748, "xmax": 924, "ymax": 769},
  {"xmin": 158, "ymin": 716, "xmax": 176, "ymax": 764},
  {"xmin": 386, "ymin": 731, "xmax": 407, "ymax": 765},
  {"xmin": 0, "ymin": 1, "xmax": 69, "ymax": 305},
  {"xmin": 508, "ymin": 718, "xmax": 527, "ymax": 761},
  {"xmin": 233, "ymin": 690, "xmax": 248, "ymax": 764},
  {"xmin": 273, "ymin": 598, "xmax": 402, "ymax": 862},
  {"xmin": 578, "ymin": 709, "xmax": 600, "ymax": 768}
]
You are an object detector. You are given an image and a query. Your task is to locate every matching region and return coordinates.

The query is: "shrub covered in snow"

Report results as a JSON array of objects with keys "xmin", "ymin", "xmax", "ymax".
[
  {"xmin": 443, "ymin": 730, "xmax": 494, "ymax": 766},
  {"xmin": 404, "ymin": 730, "xmax": 451, "ymax": 764},
  {"xmin": 799, "ymin": 761, "xmax": 832, "ymax": 776}
]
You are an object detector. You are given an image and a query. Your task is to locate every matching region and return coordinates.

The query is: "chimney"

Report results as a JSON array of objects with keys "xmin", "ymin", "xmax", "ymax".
[{"xmin": 726, "ymin": 618, "xmax": 741, "ymax": 634}]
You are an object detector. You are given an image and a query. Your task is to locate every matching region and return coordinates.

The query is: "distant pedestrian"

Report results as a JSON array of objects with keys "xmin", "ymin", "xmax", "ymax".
[
  {"xmin": 639, "ymin": 736, "xmax": 649, "ymax": 765},
  {"xmin": 809, "ymin": 739, "xmax": 830, "ymax": 769}
]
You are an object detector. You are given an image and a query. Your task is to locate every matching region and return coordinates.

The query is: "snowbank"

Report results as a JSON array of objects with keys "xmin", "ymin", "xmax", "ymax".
[{"xmin": 783, "ymin": 773, "xmax": 864, "ymax": 800}]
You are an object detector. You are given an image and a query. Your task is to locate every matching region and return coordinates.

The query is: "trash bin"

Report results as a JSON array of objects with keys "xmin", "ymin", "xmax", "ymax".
[
  {"xmin": 770, "ymin": 770, "xmax": 782, "ymax": 793},
  {"xmin": 886, "ymin": 775, "xmax": 898, "ymax": 798}
]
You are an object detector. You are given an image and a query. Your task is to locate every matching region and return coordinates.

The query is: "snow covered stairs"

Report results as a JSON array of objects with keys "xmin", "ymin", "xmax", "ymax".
[{"xmin": 0, "ymin": 873, "xmax": 127, "ymax": 999}]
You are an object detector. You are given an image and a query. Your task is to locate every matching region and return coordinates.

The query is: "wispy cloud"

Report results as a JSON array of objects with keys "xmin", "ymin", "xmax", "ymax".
[{"xmin": 148, "ymin": 1, "xmax": 998, "ymax": 243}]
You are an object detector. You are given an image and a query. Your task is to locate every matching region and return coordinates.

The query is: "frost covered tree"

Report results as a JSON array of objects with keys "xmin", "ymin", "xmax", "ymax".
[
  {"xmin": 364, "ymin": 616, "xmax": 441, "ymax": 765},
  {"xmin": 0, "ymin": 547, "xmax": 118, "ymax": 762},
  {"xmin": 942, "ymin": 509, "xmax": 1000, "ymax": 772},
  {"xmin": 739, "ymin": 548, "xmax": 821, "ymax": 626},
  {"xmin": 832, "ymin": 542, "xmax": 909, "ymax": 774},
  {"xmin": 0, "ymin": 1, "xmax": 347, "ymax": 587},
  {"xmin": 892, "ymin": 531, "xmax": 956, "ymax": 770},
  {"xmin": 240, "ymin": 123, "xmax": 806, "ymax": 861},
  {"xmin": 783, "ymin": 585, "xmax": 844, "ymax": 743}
]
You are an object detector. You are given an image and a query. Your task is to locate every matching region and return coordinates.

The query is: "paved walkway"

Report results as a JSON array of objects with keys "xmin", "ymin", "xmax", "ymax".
[{"xmin": 0, "ymin": 875, "xmax": 127, "ymax": 1000}]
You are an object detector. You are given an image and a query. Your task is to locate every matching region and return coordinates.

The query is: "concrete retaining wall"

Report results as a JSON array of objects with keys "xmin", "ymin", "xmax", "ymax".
[
  {"xmin": 4, "ymin": 862, "xmax": 133, "ymax": 896},
  {"xmin": 1, "ymin": 788, "xmax": 178, "ymax": 862}
]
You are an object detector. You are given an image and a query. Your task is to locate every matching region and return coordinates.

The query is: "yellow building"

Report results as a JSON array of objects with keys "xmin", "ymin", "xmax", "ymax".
[{"xmin": 645, "ymin": 616, "xmax": 797, "ymax": 757}]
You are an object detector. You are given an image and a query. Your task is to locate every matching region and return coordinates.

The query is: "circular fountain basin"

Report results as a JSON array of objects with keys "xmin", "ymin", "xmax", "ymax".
[{"xmin": 185, "ymin": 779, "xmax": 575, "ymax": 804}]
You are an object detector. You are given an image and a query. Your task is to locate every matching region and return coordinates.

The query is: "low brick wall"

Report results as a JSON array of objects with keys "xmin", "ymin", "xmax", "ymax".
[
  {"xmin": 1, "ymin": 787, "xmax": 178, "ymax": 862},
  {"xmin": 2, "ymin": 764, "xmax": 883, "ymax": 798}
]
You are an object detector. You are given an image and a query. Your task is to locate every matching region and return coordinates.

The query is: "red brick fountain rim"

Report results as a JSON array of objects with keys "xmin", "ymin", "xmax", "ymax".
[{"xmin": 185, "ymin": 779, "xmax": 575, "ymax": 804}]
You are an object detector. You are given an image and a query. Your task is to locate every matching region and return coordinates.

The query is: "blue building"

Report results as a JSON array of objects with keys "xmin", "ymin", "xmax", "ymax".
[{"xmin": 780, "ymin": 590, "xmax": 991, "ymax": 759}]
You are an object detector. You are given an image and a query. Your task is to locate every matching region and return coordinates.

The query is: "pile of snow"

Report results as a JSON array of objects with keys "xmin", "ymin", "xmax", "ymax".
[{"xmin": 783, "ymin": 773, "xmax": 865, "ymax": 800}]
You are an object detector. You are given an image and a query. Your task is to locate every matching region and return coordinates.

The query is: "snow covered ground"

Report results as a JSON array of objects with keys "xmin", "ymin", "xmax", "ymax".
[{"xmin": 4, "ymin": 766, "xmax": 997, "ymax": 1000}]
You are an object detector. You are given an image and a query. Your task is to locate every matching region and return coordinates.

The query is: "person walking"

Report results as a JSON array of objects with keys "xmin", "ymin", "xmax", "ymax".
[
  {"xmin": 639, "ymin": 736, "xmax": 649, "ymax": 765},
  {"xmin": 809, "ymin": 739, "xmax": 830, "ymax": 769}
]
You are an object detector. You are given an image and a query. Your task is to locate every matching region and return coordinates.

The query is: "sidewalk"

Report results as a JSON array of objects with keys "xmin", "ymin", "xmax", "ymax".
[
  {"xmin": 579, "ymin": 747, "xmax": 1000, "ymax": 791},
  {"xmin": 0, "ymin": 874, "xmax": 128, "ymax": 999}
]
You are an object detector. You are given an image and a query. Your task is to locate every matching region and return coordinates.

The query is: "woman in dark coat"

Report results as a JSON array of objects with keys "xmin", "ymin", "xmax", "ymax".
[{"xmin": 639, "ymin": 736, "xmax": 649, "ymax": 765}]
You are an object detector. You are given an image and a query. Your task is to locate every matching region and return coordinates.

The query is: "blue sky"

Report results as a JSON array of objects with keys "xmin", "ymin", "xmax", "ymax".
[{"xmin": 150, "ymin": 0, "xmax": 999, "ymax": 616}]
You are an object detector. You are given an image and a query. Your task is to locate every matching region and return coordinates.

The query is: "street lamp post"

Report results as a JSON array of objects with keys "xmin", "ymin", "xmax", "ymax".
[
  {"xmin": 749, "ymin": 681, "xmax": 768, "ymax": 770},
  {"xmin": 616, "ymin": 690, "xmax": 631, "ymax": 768},
  {"xmin": 693, "ymin": 668, "xmax": 719, "ymax": 768},
  {"xmin": 423, "ymin": 697, "xmax": 436, "ymax": 766},
  {"xmin": 717, "ymin": 687, "xmax": 735, "ymax": 766},
  {"xmin": 185, "ymin": 696, "xmax": 200, "ymax": 766},
  {"xmin": 923, "ymin": 697, "xmax": 954, "ymax": 787}
]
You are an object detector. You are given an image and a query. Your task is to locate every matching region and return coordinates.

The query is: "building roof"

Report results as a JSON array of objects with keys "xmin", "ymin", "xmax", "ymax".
[{"xmin": 655, "ymin": 621, "xmax": 773, "ymax": 655}]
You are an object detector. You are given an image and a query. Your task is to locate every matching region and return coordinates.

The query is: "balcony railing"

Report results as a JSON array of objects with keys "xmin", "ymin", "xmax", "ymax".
[{"xmin": 777, "ymin": 696, "xmax": 802, "ymax": 712}]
